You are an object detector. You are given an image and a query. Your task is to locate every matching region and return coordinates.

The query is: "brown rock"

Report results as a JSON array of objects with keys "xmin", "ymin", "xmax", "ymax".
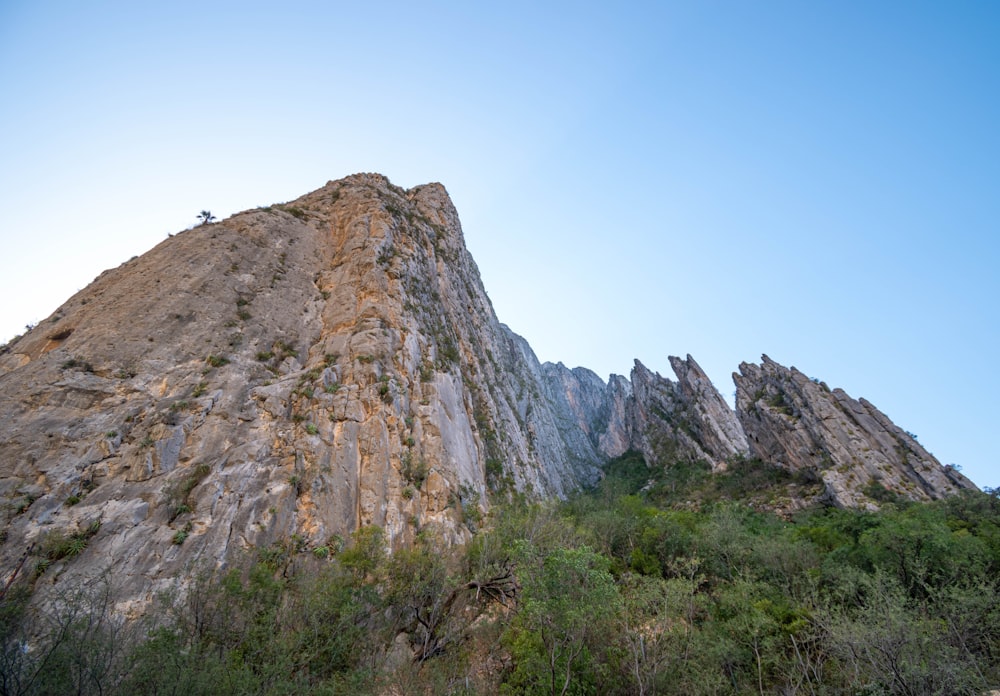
[
  {"xmin": 0, "ymin": 174, "xmax": 979, "ymax": 620},
  {"xmin": 0, "ymin": 174, "xmax": 600, "ymax": 614}
]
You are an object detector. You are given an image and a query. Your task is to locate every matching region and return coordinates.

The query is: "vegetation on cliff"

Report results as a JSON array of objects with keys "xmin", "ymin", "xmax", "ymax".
[{"xmin": 2, "ymin": 453, "xmax": 998, "ymax": 695}]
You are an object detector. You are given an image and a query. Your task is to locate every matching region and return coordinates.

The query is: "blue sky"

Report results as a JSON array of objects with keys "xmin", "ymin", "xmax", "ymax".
[{"xmin": 1, "ymin": 1, "xmax": 997, "ymax": 488}]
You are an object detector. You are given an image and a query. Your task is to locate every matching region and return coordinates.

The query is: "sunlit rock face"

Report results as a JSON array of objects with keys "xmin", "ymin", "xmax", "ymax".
[
  {"xmin": 733, "ymin": 355, "xmax": 976, "ymax": 508},
  {"xmin": 0, "ymin": 173, "xmax": 601, "ymax": 614},
  {"xmin": 0, "ymin": 174, "xmax": 977, "ymax": 617},
  {"xmin": 625, "ymin": 356, "xmax": 750, "ymax": 472}
]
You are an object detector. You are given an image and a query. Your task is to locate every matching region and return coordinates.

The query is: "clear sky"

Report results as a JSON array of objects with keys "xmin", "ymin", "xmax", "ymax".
[{"xmin": 1, "ymin": 1, "xmax": 997, "ymax": 489}]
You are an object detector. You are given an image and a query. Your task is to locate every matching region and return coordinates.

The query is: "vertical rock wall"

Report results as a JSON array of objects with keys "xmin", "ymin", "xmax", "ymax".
[
  {"xmin": 0, "ymin": 174, "xmax": 980, "ymax": 619},
  {"xmin": 0, "ymin": 174, "xmax": 601, "ymax": 614}
]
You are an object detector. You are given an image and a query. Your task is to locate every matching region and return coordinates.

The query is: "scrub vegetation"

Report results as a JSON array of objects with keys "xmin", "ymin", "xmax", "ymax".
[{"xmin": 2, "ymin": 453, "xmax": 998, "ymax": 695}]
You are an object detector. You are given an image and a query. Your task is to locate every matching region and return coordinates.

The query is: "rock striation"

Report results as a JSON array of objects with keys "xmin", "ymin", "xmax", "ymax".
[
  {"xmin": 0, "ymin": 174, "xmax": 978, "ymax": 616},
  {"xmin": 539, "ymin": 356, "xmax": 749, "ymax": 473},
  {"xmin": 625, "ymin": 357, "xmax": 749, "ymax": 472},
  {"xmin": 536, "ymin": 352, "xmax": 975, "ymax": 510},
  {"xmin": 0, "ymin": 174, "xmax": 601, "ymax": 615},
  {"xmin": 733, "ymin": 355, "xmax": 976, "ymax": 508}
]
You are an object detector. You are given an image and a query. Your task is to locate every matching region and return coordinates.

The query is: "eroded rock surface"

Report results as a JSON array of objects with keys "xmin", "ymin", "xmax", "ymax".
[
  {"xmin": 0, "ymin": 174, "xmax": 979, "ymax": 618},
  {"xmin": 734, "ymin": 355, "xmax": 976, "ymax": 508},
  {"xmin": 0, "ymin": 174, "xmax": 599, "ymax": 614},
  {"xmin": 628, "ymin": 357, "xmax": 750, "ymax": 472}
]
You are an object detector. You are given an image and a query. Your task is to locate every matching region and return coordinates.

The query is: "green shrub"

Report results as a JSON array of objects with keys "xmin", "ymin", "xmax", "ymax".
[
  {"xmin": 401, "ymin": 451, "xmax": 429, "ymax": 489},
  {"xmin": 766, "ymin": 391, "xmax": 795, "ymax": 416},
  {"xmin": 275, "ymin": 340, "xmax": 294, "ymax": 353},
  {"xmin": 14, "ymin": 495, "xmax": 37, "ymax": 515},
  {"xmin": 40, "ymin": 520, "xmax": 101, "ymax": 562},
  {"xmin": 165, "ymin": 464, "xmax": 211, "ymax": 521},
  {"xmin": 419, "ymin": 361, "xmax": 435, "ymax": 382},
  {"xmin": 437, "ymin": 338, "xmax": 460, "ymax": 366},
  {"xmin": 205, "ymin": 354, "xmax": 229, "ymax": 368}
]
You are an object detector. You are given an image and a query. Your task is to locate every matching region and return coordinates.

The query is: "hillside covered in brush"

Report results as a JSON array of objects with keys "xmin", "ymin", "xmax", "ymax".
[{"xmin": 0, "ymin": 173, "xmax": 993, "ymax": 694}]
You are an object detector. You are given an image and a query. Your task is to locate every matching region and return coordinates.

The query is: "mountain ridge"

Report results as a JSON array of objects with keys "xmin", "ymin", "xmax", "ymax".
[{"xmin": 0, "ymin": 173, "xmax": 976, "ymax": 615}]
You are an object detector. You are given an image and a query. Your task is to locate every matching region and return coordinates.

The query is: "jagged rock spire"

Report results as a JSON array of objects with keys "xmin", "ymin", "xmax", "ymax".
[
  {"xmin": 0, "ymin": 175, "xmax": 978, "ymax": 617},
  {"xmin": 733, "ymin": 355, "xmax": 975, "ymax": 507}
]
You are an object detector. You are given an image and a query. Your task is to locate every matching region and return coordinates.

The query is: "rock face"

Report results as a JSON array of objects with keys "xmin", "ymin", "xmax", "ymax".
[
  {"xmin": 0, "ymin": 174, "xmax": 600, "ymax": 614},
  {"xmin": 733, "ymin": 355, "xmax": 976, "ymax": 508},
  {"xmin": 539, "ymin": 362, "xmax": 618, "ymax": 464},
  {"xmin": 539, "ymin": 356, "xmax": 749, "ymax": 472},
  {"xmin": 0, "ymin": 174, "xmax": 978, "ymax": 616},
  {"xmin": 626, "ymin": 357, "xmax": 750, "ymax": 472}
]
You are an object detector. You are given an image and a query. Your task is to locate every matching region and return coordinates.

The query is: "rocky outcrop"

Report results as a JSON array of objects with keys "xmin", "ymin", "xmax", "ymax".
[
  {"xmin": 0, "ymin": 173, "xmax": 979, "ymax": 619},
  {"xmin": 0, "ymin": 173, "xmax": 600, "ymax": 615},
  {"xmin": 538, "ymin": 349, "xmax": 975, "ymax": 510},
  {"xmin": 538, "ymin": 361, "xmax": 615, "ymax": 464},
  {"xmin": 539, "ymin": 355, "xmax": 749, "ymax": 472},
  {"xmin": 667, "ymin": 355, "xmax": 750, "ymax": 468},
  {"xmin": 599, "ymin": 375, "xmax": 632, "ymax": 458},
  {"xmin": 625, "ymin": 358, "xmax": 749, "ymax": 472},
  {"xmin": 734, "ymin": 355, "xmax": 976, "ymax": 508}
]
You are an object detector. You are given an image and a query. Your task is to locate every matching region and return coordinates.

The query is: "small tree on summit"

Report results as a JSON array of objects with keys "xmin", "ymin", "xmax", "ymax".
[{"xmin": 197, "ymin": 210, "xmax": 216, "ymax": 225}]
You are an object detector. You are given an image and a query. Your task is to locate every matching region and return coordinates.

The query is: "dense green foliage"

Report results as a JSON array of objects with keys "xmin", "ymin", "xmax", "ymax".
[{"xmin": 2, "ymin": 454, "xmax": 998, "ymax": 694}]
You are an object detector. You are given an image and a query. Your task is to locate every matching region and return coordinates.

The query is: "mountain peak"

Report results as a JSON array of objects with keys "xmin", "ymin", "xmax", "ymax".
[{"xmin": 0, "ymin": 174, "xmax": 976, "ymax": 616}]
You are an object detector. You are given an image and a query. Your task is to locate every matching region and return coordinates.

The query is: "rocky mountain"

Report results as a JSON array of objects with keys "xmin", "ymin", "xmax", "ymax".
[
  {"xmin": 0, "ymin": 173, "xmax": 976, "ymax": 615},
  {"xmin": 732, "ymin": 355, "xmax": 975, "ymax": 508}
]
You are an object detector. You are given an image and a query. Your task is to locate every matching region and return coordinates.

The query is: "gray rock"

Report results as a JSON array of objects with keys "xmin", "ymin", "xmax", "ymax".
[
  {"xmin": 733, "ymin": 355, "xmax": 976, "ymax": 507},
  {"xmin": 625, "ymin": 359, "xmax": 747, "ymax": 472},
  {"xmin": 0, "ymin": 174, "xmax": 979, "ymax": 620},
  {"xmin": 0, "ymin": 173, "xmax": 602, "ymax": 614}
]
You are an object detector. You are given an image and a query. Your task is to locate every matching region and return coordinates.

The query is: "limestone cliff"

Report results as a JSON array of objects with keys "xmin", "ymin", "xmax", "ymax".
[
  {"xmin": 541, "ymin": 356, "xmax": 749, "ymax": 473},
  {"xmin": 733, "ymin": 355, "xmax": 976, "ymax": 508},
  {"xmin": 538, "ymin": 362, "xmax": 616, "ymax": 463},
  {"xmin": 539, "ymin": 351, "xmax": 975, "ymax": 509},
  {"xmin": 0, "ymin": 174, "xmax": 979, "ymax": 617},
  {"xmin": 0, "ymin": 174, "xmax": 599, "ymax": 614},
  {"xmin": 629, "ymin": 357, "xmax": 750, "ymax": 471}
]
